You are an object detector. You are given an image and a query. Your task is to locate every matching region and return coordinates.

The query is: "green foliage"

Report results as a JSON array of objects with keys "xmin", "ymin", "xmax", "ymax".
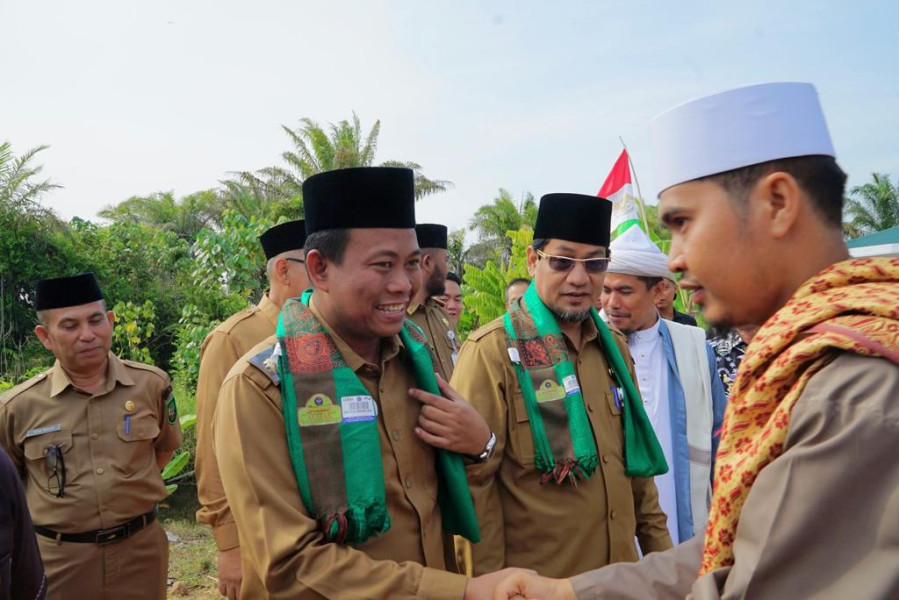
[
  {"xmin": 163, "ymin": 413, "xmax": 197, "ymax": 496},
  {"xmin": 843, "ymin": 172, "xmax": 899, "ymax": 239},
  {"xmin": 469, "ymin": 189, "xmax": 536, "ymax": 267},
  {"xmin": 111, "ymin": 300, "xmax": 156, "ymax": 364},
  {"xmin": 461, "ymin": 228, "xmax": 533, "ymax": 335}
]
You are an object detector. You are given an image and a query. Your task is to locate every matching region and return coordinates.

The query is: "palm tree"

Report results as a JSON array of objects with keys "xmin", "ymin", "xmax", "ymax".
[
  {"xmin": 0, "ymin": 142, "xmax": 60, "ymax": 214},
  {"xmin": 239, "ymin": 113, "xmax": 451, "ymax": 202},
  {"xmin": 98, "ymin": 190, "xmax": 222, "ymax": 241},
  {"xmin": 469, "ymin": 189, "xmax": 537, "ymax": 265},
  {"xmin": 843, "ymin": 173, "xmax": 899, "ymax": 239}
]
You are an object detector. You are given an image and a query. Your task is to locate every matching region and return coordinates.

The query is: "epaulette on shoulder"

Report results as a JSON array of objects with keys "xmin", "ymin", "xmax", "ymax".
[
  {"xmin": 1, "ymin": 369, "xmax": 52, "ymax": 405},
  {"xmin": 121, "ymin": 360, "xmax": 170, "ymax": 384},
  {"xmin": 217, "ymin": 306, "xmax": 259, "ymax": 334},
  {"xmin": 247, "ymin": 343, "xmax": 280, "ymax": 386},
  {"xmin": 466, "ymin": 315, "xmax": 506, "ymax": 343},
  {"xmin": 607, "ymin": 324, "xmax": 628, "ymax": 346}
]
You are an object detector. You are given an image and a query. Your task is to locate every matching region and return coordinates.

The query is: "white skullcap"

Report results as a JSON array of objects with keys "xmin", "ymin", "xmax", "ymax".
[
  {"xmin": 650, "ymin": 82, "xmax": 835, "ymax": 194},
  {"xmin": 608, "ymin": 226, "xmax": 675, "ymax": 280}
]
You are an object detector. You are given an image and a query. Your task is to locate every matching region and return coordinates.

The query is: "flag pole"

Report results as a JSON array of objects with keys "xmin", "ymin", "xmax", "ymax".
[{"xmin": 618, "ymin": 136, "xmax": 651, "ymax": 233}]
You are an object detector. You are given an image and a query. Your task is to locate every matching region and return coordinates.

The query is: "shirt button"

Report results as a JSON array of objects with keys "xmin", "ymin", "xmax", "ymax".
[
  {"xmin": 602, "ymin": 455, "xmax": 610, "ymax": 464},
  {"xmin": 91, "ymin": 433, "xmax": 99, "ymax": 440},
  {"xmin": 391, "ymin": 430, "xmax": 401, "ymax": 441},
  {"xmin": 586, "ymin": 403, "xmax": 594, "ymax": 413},
  {"xmin": 405, "ymin": 477, "xmax": 413, "ymax": 489},
  {"xmin": 610, "ymin": 510, "xmax": 617, "ymax": 519},
  {"xmin": 96, "ymin": 467, "xmax": 104, "ymax": 475}
]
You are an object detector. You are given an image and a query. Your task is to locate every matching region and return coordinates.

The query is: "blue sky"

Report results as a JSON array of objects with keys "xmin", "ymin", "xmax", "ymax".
[{"xmin": 1, "ymin": 0, "xmax": 896, "ymax": 234}]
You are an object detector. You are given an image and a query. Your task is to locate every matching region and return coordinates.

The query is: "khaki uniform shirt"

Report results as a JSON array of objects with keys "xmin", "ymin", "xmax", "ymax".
[
  {"xmin": 451, "ymin": 316, "xmax": 672, "ymax": 578},
  {"xmin": 407, "ymin": 298, "xmax": 459, "ymax": 382},
  {"xmin": 0, "ymin": 354, "xmax": 182, "ymax": 532},
  {"xmin": 196, "ymin": 293, "xmax": 280, "ymax": 549},
  {"xmin": 570, "ymin": 353, "xmax": 899, "ymax": 599},
  {"xmin": 213, "ymin": 298, "xmax": 468, "ymax": 599}
]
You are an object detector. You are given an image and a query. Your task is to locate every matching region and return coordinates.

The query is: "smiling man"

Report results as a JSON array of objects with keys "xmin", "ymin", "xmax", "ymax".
[
  {"xmin": 494, "ymin": 83, "xmax": 899, "ymax": 600},
  {"xmin": 0, "ymin": 273, "xmax": 181, "ymax": 600},
  {"xmin": 451, "ymin": 193, "xmax": 672, "ymax": 578},
  {"xmin": 601, "ymin": 225, "xmax": 726, "ymax": 546},
  {"xmin": 212, "ymin": 167, "xmax": 509, "ymax": 599}
]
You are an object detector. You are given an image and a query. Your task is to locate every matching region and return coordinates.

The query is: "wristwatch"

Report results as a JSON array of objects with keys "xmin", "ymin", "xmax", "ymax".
[{"xmin": 468, "ymin": 431, "xmax": 497, "ymax": 463}]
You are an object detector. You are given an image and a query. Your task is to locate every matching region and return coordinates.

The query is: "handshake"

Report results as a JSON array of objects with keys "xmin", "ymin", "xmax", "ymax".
[{"xmin": 464, "ymin": 569, "xmax": 576, "ymax": 600}]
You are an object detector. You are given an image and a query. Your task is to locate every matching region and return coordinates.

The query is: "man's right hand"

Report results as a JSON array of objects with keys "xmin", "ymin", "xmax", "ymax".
[
  {"xmin": 217, "ymin": 547, "xmax": 242, "ymax": 600},
  {"xmin": 492, "ymin": 571, "xmax": 576, "ymax": 600}
]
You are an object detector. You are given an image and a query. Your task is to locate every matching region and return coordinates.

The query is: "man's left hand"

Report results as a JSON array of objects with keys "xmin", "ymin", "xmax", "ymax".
[{"xmin": 409, "ymin": 374, "xmax": 491, "ymax": 456}]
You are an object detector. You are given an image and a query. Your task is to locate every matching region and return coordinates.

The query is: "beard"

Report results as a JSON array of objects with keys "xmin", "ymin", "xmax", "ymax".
[
  {"xmin": 425, "ymin": 268, "xmax": 446, "ymax": 298},
  {"xmin": 551, "ymin": 307, "xmax": 591, "ymax": 323}
]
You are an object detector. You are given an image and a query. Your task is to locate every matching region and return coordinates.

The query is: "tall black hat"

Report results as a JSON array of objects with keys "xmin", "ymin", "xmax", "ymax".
[
  {"xmin": 533, "ymin": 193, "xmax": 613, "ymax": 248},
  {"xmin": 259, "ymin": 219, "xmax": 307, "ymax": 260},
  {"xmin": 415, "ymin": 224, "xmax": 448, "ymax": 250},
  {"xmin": 303, "ymin": 167, "xmax": 416, "ymax": 234},
  {"xmin": 35, "ymin": 273, "xmax": 104, "ymax": 311}
]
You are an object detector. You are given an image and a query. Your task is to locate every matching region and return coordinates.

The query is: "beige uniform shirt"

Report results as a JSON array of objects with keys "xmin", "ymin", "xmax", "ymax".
[
  {"xmin": 0, "ymin": 354, "xmax": 182, "ymax": 532},
  {"xmin": 196, "ymin": 293, "xmax": 280, "ymax": 549},
  {"xmin": 213, "ymin": 299, "xmax": 468, "ymax": 599},
  {"xmin": 408, "ymin": 298, "xmax": 459, "ymax": 382},
  {"xmin": 451, "ymin": 316, "xmax": 672, "ymax": 578},
  {"xmin": 570, "ymin": 353, "xmax": 899, "ymax": 599}
]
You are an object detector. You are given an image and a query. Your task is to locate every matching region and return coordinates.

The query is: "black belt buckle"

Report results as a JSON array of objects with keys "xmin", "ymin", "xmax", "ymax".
[{"xmin": 96, "ymin": 524, "xmax": 129, "ymax": 546}]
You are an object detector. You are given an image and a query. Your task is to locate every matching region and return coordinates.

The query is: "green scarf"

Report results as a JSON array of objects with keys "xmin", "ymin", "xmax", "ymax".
[
  {"xmin": 277, "ymin": 290, "xmax": 480, "ymax": 545},
  {"xmin": 503, "ymin": 284, "xmax": 667, "ymax": 482}
]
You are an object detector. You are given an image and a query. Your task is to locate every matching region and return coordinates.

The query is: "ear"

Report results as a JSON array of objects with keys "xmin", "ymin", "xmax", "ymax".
[
  {"xmin": 34, "ymin": 324, "xmax": 53, "ymax": 352},
  {"xmin": 305, "ymin": 250, "xmax": 330, "ymax": 292},
  {"xmin": 271, "ymin": 257, "xmax": 291, "ymax": 285},
  {"xmin": 107, "ymin": 311, "xmax": 116, "ymax": 328},
  {"xmin": 755, "ymin": 171, "xmax": 802, "ymax": 239},
  {"xmin": 526, "ymin": 246, "xmax": 538, "ymax": 277},
  {"xmin": 420, "ymin": 251, "xmax": 434, "ymax": 275},
  {"xmin": 651, "ymin": 281, "xmax": 668, "ymax": 305}
]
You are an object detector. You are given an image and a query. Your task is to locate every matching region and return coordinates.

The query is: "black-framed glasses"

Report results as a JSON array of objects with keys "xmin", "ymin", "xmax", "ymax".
[
  {"xmin": 285, "ymin": 258, "xmax": 305, "ymax": 265},
  {"xmin": 536, "ymin": 249, "xmax": 611, "ymax": 273},
  {"xmin": 45, "ymin": 444, "xmax": 66, "ymax": 498}
]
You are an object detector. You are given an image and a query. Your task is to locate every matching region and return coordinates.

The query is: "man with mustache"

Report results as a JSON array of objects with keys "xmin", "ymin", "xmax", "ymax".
[
  {"xmin": 451, "ymin": 193, "xmax": 672, "ymax": 578},
  {"xmin": 213, "ymin": 167, "xmax": 511, "ymax": 599},
  {"xmin": 0, "ymin": 273, "xmax": 182, "ymax": 599},
  {"xmin": 407, "ymin": 224, "xmax": 459, "ymax": 380},
  {"xmin": 494, "ymin": 82, "xmax": 899, "ymax": 599},
  {"xmin": 600, "ymin": 224, "xmax": 727, "ymax": 546}
]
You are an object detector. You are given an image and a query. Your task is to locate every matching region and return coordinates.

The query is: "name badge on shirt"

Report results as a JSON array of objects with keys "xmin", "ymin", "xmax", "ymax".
[
  {"xmin": 508, "ymin": 348, "xmax": 521, "ymax": 364},
  {"xmin": 25, "ymin": 424, "xmax": 62, "ymax": 438},
  {"xmin": 341, "ymin": 396, "xmax": 378, "ymax": 423},
  {"xmin": 562, "ymin": 375, "xmax": 581, "ymax": 397}
]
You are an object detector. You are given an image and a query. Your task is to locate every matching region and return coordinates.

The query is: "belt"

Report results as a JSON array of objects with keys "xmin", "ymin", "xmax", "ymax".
[{"xmin": 35, "ymin": 507, "xmax": 158, "ymax": 546}]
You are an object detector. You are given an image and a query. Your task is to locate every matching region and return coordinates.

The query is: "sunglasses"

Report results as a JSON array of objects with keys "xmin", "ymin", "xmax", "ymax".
[
  {"xmin": 536, "ymin": 249, "xmax": 611, "ymax": 274},
  {"xmin": 46, "ymin": 444, "xmax": 66, "ymax": 498}
]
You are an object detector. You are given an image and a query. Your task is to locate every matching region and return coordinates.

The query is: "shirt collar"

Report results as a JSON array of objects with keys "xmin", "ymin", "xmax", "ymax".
[
  {"xmin": 49, "ymin": 352, "xmax": 134, "ymax": 397},
  {"xmin": 628, "ymin": 314, "xmax": 662, "ymax": 345},
  {"xmin": 258, "ymin": 292, "xmax": 281, "ymax": 328},
  {"xmin": 308, "ymin": 294, "xmax": 402, "ymax": 375}
]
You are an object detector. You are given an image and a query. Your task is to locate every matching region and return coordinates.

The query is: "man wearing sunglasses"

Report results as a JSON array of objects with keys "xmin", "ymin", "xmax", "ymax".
[
  {"xmin": 194, "ymin": 219, "xmax": 308, "ymax": 600},
  {"xmin": 0, "ymin": 272, "xmax": 182, "ymax": 599},
  {"xmin": 451, "ymin": 193, "xmax": 672, "ymax": 578}
]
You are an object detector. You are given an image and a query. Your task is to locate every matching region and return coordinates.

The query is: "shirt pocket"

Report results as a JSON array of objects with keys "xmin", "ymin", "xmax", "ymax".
[
  {"xmin": 115, "ymin": 414, "xmax": 160, "ymax": 476},
  {"xmin": 509, "ymin": 390, "xmax": 536, "ymax": 466},
  {"xmin": 23, "ymin": 431, "xmax": 75, "ymax": 493}
]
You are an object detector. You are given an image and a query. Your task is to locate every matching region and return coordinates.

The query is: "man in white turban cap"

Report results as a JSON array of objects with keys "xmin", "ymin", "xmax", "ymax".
[{"xmin": 600, "ymin": 225, "xmax": 726, "ymax": 547}]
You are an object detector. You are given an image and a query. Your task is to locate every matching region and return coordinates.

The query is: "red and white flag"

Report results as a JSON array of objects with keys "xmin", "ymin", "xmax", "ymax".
[{"xmin": 598, "ymin": 150, "xmax": 641, "ymax": 237}]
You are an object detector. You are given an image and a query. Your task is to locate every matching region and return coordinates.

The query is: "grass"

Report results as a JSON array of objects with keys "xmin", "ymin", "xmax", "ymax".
[{"xmin": 161, "ymin": 484, "xmax": 220, "ymax": 598}]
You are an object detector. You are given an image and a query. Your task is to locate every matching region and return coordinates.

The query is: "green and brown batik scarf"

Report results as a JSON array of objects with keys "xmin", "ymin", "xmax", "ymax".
[
  {"xmin": 277, "ymin": 290, "xmax": 480, "ymax": 546},
  {"xmin": 503, "ymin": 283, "xmax": 667, "ymax": 484}
]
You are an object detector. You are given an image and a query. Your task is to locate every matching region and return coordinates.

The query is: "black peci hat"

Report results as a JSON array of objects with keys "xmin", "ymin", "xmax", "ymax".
[
  {"xmin": 35, "ymin": 273, "xmax": 104, "ymax": 311},
  {"xmin": 303, "ymin": 167, "xmax": 416, "ymax": 234},
  {"xmin": 259, "ymin": 219, "xmax": 307, "ymax": 260},
  {"xmin": 415, "ymin": 224, "xmax": 448, "ymax": 250},
  {"xmin": 533, "ymin": 193, "xmax": 613, "ymax": 248}
]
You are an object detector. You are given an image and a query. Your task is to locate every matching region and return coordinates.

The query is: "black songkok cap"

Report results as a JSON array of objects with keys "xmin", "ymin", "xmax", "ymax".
[
  {"xmin": 416, "ymin": 224, "xmax": 448, "ymax": 250},
  {"xmin": 35, "ymin": 273, "xmax": 104, "ymax": 311},
  {"xmin": 259, "ymin": 219, "xmax": 307, "ymax": 260},
  {"xmin": 303, "ymin": 167, "xmax": 416, "ymax": 234},
  {"xmin": 533, "ymin": 193, "xmax": 613, "ymax": 248}
]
